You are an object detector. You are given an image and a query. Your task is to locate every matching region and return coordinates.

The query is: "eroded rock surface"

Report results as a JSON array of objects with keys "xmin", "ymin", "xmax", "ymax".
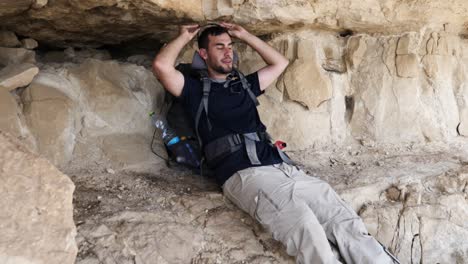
[{"xmin": 0, "ymin": 131, "xmax": 77, "ymax": 264}]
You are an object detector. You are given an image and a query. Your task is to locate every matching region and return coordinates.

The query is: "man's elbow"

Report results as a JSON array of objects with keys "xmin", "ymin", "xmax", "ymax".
[
  {"xmin": 152, "ymin": 58, "xmax": 164, "ymax": 78},
  {"xmin": 278, "ymin": 57, "xmax": 289, "ymax": 72}
]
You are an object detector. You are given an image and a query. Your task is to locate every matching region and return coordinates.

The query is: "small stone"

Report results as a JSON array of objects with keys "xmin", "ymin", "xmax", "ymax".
[
  {"xmin": 208, "ymin": 193, "xmax": 223, "ymax": 200},
  {"xmin": 0, "ymin": 63, "xmax": 39, "ymax": 91},
  {"xmin": 386, "ymin": 186, "xmax": 401, "ymax": 201},
  {"xmin": 97, "ymin": 196, "xmax": 102, "ymax": 200},
  {"xmin": 32, "ymin": 0, "xmax": 48, "ymax": 9},
  {"xmin": 21, "ymin": 38, "xmax": 38, "ymax": 50},
  {"xmin": 117, "ymin": 195, "xmax": 123, "ymax": 199},
  {"xmin": 322, "ymin": 59, "xmax": 347, "ymax": 73},
  {"xmin": 106, "ymin": 168, "xmax": 115, "ymax": 174}
]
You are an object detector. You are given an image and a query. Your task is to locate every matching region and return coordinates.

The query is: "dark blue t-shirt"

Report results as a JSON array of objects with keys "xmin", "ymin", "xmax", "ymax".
[{"xmin": 179, "ymin": 72, "xmax": 282, "ymax": 185}]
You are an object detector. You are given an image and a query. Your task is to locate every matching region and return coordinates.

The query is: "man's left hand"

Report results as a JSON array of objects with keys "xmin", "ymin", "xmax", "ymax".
[{"xmin": 220, "ymin": 22, "xmax": 249, "ymax": 40}]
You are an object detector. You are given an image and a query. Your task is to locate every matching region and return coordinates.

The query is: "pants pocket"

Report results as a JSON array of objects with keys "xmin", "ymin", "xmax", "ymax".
[{"xmin": 254, "ymin": 190, "xmax": 281, "ymax": 229}]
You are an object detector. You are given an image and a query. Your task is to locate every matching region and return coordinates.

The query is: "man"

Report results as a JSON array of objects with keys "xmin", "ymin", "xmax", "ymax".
[{"xmin": 153, "ymin": 22, "xmax": 397, "ymax": 264}]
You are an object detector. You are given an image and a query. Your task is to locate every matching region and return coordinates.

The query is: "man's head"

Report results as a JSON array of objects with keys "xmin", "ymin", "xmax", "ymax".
[{"xmin": 197, "ymin": 25, "xmax": 234, "ymax": 76}]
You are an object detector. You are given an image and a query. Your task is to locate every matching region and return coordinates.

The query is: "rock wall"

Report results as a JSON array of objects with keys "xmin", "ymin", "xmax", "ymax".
[{"xmin": 180, "ymin": 29, "xmax": 468, "ymax": 149}]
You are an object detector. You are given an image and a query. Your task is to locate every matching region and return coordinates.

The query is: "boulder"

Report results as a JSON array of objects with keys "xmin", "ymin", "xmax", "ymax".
[
  {"xmin": 0, "ymin": 30, "xmax": 21, "ymax": 48},
  {"xmin": 21, "ymin": 38, "xmax": 39, "ymax": 50},
  {"xmin": 0, "ymin": 131, "xmax": 77, "ymax": 264},
  {"xmin": 19, "ymin": 59, "xmax": 165, "ymax": 169},
  {"xmin": 0, "ymin": 47, "xmax": 36, "ymax": 67},
  {"xmin": 0, "ymin": 63, "xmax": 39, "ymax": 91},
  {"xmin": 283, "ymin": 58, "xmax": 333, "ymax": 109},
  {"xmin": 21, "ymin": 80, "xmax": 77, "ymax": 167}
]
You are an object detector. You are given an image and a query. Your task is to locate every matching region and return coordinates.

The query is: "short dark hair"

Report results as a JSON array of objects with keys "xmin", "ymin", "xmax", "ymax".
[{"xmin": 197, "ymin": 26, "xmax": 229, "ymax": 50}]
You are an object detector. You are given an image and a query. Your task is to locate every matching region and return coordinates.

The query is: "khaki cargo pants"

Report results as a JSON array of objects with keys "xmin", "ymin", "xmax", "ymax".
[{"xmin": 223, "ymin": 162, "xmax": 394, "ymax": 264}]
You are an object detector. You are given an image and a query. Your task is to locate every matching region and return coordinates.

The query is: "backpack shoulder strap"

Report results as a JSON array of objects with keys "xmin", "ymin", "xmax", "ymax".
[
  {"xmin": 194, "ymin": 70, "xmax": 212, "ymax": 149},
  {"xmin": 235, "ymin": 69, "xmax": 260, "ymax": 106}
]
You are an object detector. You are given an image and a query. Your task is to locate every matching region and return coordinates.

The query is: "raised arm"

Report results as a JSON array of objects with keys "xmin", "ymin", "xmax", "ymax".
[
  {"xmin": 152, "ymin": 25, "xmax": 200, "ymax": 97},
  {"xmin": 220, "ymin": 22, "xmax": 289, "ymax": 91}
]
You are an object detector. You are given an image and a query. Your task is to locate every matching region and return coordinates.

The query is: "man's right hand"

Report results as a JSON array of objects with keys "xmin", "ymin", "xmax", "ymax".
[{"xmin": 179, "ymin": 24, "xmax": 200, "ymax": 41}]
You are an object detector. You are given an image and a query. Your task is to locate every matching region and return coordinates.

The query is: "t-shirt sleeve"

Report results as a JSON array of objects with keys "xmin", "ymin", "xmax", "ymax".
[
  {"xmin": 178, "ymin": 74, "xmax": 194, "ymax": 106},
  {"xmin": 245, "ymin": 72, "xmax": 264, "ymax": 97}
]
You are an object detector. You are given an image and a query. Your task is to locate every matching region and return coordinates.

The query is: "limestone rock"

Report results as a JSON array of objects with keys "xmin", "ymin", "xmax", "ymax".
[
  {"xmin": 127, "ymin": 54, "xmax": 153, "ymax": 68},
  {"xmin": 21, "ymin": 59, "xmax": 165, "ymax": 169},
  {"xmin": 346, "ymin": 36, "xmax": 367, "ymax": 70},
  {"xmin": 456, "ymin": 58, "xmax": 468, "ymax": 137},
  {"xmin": 360, "ymin": 180, "xmax": 468, "ymax": 263},
  {"xmin": 0, "ymin": 0, "xmax": 32, "ymax": 17},
  {"xmin": 67, "ymin": 59, "xmax": 161, "ymax": 136},
  {"xmin": 396, "ymin": 33, "xmax": 420, "ymax": 55},
  {"xmin": 0, "ymin": 63, "xmax": 39, "ymax": 91},
  {"xmin": 0, "ymin": 30, "xmax": 21, "ymax": 48},
  {"xmin": 346, "ymin": 33, "xmax": 462, "ymax": 143},
  {"xmin": 283, "ymin": 58, "xmax": 332, "ymax": 109},
  {"xmin": 22, "ymin": 80, "xmax": 77, "ymax": 167},
  {"xmin": 281, "ymin": 38, "xmax": 333, "ymax": 109},
  {"xmin": 0, "ymin": 131, "xmax": 77, "ymax": 264},
  {"xmin": 21, "ymin": 38, "xmax": 39, "ymax": 49},
  {"xmin": 0, "ymin": 89, "xmax": 36, "ymax": 150},
  {"xmin": 32, "ymin": 0, "xmax": 48, "ymax": 9},
  {"xmin": 395, "ymin": 54, "xmax": 419, "ymax": 78},
  {"xmin": 0, "ymin": 47, "xmax": 36, "ymax": 67}
]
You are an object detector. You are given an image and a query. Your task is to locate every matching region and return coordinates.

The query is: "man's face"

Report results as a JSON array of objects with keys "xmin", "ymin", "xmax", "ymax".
[{"xmin": 199, "ymin": 33, "xmax": 234, "ymax": 75}]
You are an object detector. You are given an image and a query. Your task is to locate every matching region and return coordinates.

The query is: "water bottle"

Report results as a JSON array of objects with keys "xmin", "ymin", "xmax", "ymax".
[
  {"xmin": 149, "ymin": 112, "xmax": 180, "ymax": 146},
  {"xmin": 149, "ymin": 112, "xmax": 200, "ymax": 168}
]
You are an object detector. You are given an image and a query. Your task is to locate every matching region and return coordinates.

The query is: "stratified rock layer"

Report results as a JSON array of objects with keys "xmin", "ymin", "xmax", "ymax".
[{"xmin": 1, "ymin": 0, "xmax": 468, "ymax": 46}]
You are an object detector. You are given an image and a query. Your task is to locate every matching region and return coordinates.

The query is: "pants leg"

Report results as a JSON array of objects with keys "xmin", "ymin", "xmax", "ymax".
[
  {"xmin": 273, "ymin": 163, "xmax": 394, "ymax": 264},
  {"xmin": 223, "ymin": 164, "xmax": 341, "ymax": 264}
]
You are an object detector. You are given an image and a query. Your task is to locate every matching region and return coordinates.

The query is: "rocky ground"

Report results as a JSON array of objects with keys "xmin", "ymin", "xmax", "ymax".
[{"xmin": 69, "ymin": 139, "xmax": 468, "ymax": 264}]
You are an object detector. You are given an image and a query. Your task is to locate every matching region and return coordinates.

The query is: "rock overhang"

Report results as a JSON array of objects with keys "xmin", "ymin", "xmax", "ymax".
[{"xmin": 1, "ymin": 0, "xmax": 468, "ymax": 47}]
